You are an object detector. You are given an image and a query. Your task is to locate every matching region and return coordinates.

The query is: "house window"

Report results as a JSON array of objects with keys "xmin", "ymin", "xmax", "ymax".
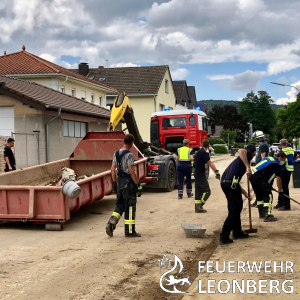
[
  {"xmin": 99, "ymin": 96, "xmax": 103, "ymax": 107},
  {"xmin": 165, "ymin": 79, "xmax": 169, "ymax": 93},
  {"xmin": 64, "ymin": 120, "xmax": 87, "ymax": 138},
  {"xmin": 60, "ymin": 85, "xmax": 65, "ymax": 93},
  {"xmin": 81, "ymin": 91, "xmax": 86, "ymax": 101},
  {"xmin": 91, "ymin": 94, "xmax": 94, "ymax": 104},
  {"xmin": 71, "ymin": 88, "xmax": 76, "ymax": 97},
  {"xmin": 159, "ymin": 104, "xmax": 165, "ymax": 111}
]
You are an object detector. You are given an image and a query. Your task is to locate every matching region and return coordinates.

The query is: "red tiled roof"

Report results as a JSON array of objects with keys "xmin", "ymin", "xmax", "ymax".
[
  {"xmin": 0, "ymin": 75, "xmax": 113, "ymax": 119},
  {"xmin": 0, "ymin": 49, "xmax": 117, "ymax": 92}
]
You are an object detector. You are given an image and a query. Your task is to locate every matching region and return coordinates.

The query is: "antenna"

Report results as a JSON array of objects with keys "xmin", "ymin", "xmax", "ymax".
[{"xmin": 105, "ymin": 59, "xmax": 108, "ymax": 68}]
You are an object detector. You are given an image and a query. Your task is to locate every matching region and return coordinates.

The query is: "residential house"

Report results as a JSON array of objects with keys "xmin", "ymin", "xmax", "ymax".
[
  {"xmin": 0, "ymin": 75, "xmax": 121, "ymax": 172},
  {"xmin": 71, "ymin": 65, "xmax": 176, "ymax": 141},
  {"xmin": 172, "ymin": 80, "xmax": 197, "ymax": 109},
  {"xmin": 0, "ymin": 46, "xmax": 117, "ymax": 107}
]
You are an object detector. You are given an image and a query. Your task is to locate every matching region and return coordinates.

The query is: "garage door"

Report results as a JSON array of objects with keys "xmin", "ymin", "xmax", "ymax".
[{"xmin": 0, "ymin": 107, "xmax": 14, "ymax": 136}]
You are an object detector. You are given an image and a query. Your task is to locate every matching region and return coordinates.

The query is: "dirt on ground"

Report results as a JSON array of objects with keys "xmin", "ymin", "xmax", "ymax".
[{"xmin": 0, "ymin": 154, "xmax": 300, "ymax": 299}]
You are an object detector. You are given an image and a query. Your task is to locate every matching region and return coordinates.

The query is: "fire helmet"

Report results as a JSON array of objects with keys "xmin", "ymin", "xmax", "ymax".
[{"xmin": 252, "ymin": 130, "xmax": 265, "ymax": 142}]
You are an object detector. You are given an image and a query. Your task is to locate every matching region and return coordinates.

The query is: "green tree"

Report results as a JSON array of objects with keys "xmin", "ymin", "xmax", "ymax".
[
  {"xmin": 208, "ymin": 105, "xmax": 249, "ymax": 132},
  {"xmin": 277, "ymin": 93, "xmax": 300, "ymax": 138},
  {"xmin": 239, "ymin": 91, "xmax": 276, "ymax": 136}
]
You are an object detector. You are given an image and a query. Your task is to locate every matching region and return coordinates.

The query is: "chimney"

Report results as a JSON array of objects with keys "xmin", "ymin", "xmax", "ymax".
[
  {"xmin": 79, "ymin": 62, "xmax": 89, "ymax": 76},
  {"xmin": 98, "ymin": 66, "xmax": 104, "ymax": 69},
  {"xmin": 22, "ymin": 45, "xmax": 25, "ymax": 52},
  {"xmin": 4, "ymin": 51, "xmax": 6, "ymax": 56}
]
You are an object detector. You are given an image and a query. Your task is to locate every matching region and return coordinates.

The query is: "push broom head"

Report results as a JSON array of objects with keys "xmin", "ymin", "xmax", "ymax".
[{"xmin": 244, "ymin": 228, "xmax": 258, "ymax": 234}]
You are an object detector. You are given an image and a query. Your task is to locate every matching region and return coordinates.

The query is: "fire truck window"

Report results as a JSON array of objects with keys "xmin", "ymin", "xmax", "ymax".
[
  {"xmin": 162, "ymin": 117, "xmax": 186, "ymax": 128},
  {"xmin": 203, "ymin": 118, "xmax": 208, "ymax": 132},
  {"xmin": 189, "ymin": 116, "xmax": 196, "ymax": 126}
]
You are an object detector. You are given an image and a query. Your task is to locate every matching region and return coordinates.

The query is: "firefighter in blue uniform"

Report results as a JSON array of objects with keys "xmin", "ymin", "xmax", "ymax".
[
  {"xmin": 106, "ymin": 134, "xmax": 143, "ymax": 238},
  {"xmin": 219, "ymin": 145, "xmax": 256, "ymax": 245},
  {"xmin": 274, "ymin": 139, "xmax": 298, "ymax": 210},
  {"xmin": 250, "ymin": 152, "xmax": 287, "ymax": 222},
  {"xmin": 177, "ymin": 139, "xmax": 194, "ymax": 199}
]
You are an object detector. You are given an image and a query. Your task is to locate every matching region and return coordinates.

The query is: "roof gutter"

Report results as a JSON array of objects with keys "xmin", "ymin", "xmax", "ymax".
[
  {"xmin": 107, "ymin": 94, "xmax": 157, "ymax": 97},
  {"xmin": 45, "ymin": 106, "xmax": 61, "ymax": 163},
  {"xmin": 6, "ymin": 73, "xmax": 117, "ymax": 93},
  {"xmin": 45, "ymin": 104, "xmax": 111, "ymax": 120}
]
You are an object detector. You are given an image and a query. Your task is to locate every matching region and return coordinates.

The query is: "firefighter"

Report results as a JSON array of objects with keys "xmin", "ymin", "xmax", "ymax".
[
  {"xmin": 176, "ymin": 139, "xmax": 194, "ymax": 199},
  {"xmin": 250, "ymin": 152, "xmax": 286, "ymax": 222},
  {"xmin": 106, "ymin": 134, "xmax": 143, "ymax": 238},
  {"xmin": 274, "ymin": 139, "xmax": 298, "ymax": 210},
  {"xmin": 251, "ymin": 130, "xmax": 269, "ymax": 207},
  {"xmin": 194, "ymin": 139, "xmax": 220, "ymax": 213},
  {"xmin": 219, "ymin": 145, "xmax": 256, "ymax": 245}
]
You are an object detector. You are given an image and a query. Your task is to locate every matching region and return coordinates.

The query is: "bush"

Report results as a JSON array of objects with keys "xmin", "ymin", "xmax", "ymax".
[
  {"xmin": 235, "ymin": 143, "xmax": 245, "ymax": 149},
  {"xmin": 220, "ymin": 129, "xmax": 237, "ymax": 142},
  {"xmin": 209, "ymin": 137, "xmax": 226, "ymax": 145},
  {"xmin": 213, "ymin": 145, "xmax": 228, "ymax": 154}
]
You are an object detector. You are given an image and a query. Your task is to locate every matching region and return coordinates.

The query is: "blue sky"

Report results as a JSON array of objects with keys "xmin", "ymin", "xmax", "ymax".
[{"xmin": 1, "ymin": 0, "xmax": 300, "ymax": 104}]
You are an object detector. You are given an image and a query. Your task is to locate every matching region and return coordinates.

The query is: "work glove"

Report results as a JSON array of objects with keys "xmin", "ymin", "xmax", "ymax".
[
  {"xmin": 215, "ymin": 170, "xmax": 221, "ymax": 180},
  {"xmin": 113, "ymin": 181, "xmax": 117, "ymax": 194},
  {"xmin": 137, "ymin": 183, "xmax": 143, "ymax": 197}
]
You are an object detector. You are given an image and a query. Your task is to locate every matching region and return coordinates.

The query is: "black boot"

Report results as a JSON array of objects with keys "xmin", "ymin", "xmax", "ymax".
[
  {"xmin": 258, "ymin": 206, "xmax": 264, "ymax": 219},
  {"xmin": 220, "ymin": 237, "xmax": 233, "ymax": 245},
  {"xmin": 125, "ymin": 232, "xmax": 141, "ymax": 237},
  {"xmin": 195, "ymin": 203, "xmax": 207, "ymax": 213},
  {"xmin": 188, "ymin": 193, "xmax": 194, "ymax": 198},
  {"xmin": 105, "ymin": 215, "xmax": 119, "ymax": 237},
  {"xmin": 233, "ymin": 231, "xmax": 249, "ymax": 239}
]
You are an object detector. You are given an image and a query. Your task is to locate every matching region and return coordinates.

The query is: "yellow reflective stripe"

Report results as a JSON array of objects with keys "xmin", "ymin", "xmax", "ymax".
[
  {"xmin": 254, "ymin": 159, "xmax": 269, "ymax": 169},
  {"xmin": 283, "ymin": 147, "xmax": 294, "ymax": 155},
  {"xmin": 286, "ymin": 165, "xmax": 294, "ymax": 171},
  {"xmin": 195, "ymin": 200, "xmax": 202, "ymax": 204},
  {"xmin": 268, "ymin": 157, "xmax": 275, "ymax": 161},
  {"xmin": 112, "ymin": 212, "xmax": 121, "ymax": 219},
  {"xmin": 268, "ymin": 194, "xmax": 272, "ymax": 214},
  {"xmin": 129, "ymin": 206, "xmax": 133, "ymax": 234},
  {"xmin": 263, "ymin": 203, "xmax": 269, "ymax": 207},
  {"xmin": 124, "ymin": 220, "xmax": 135, "ymax": 224},
  {"xmin": 257, "ymin": 201, "xmax": 264, "ymax": 205},
  {"xmin": 201, "ymin": 192, "xmax": 207, "ymax": 203},
  {"xmin": 268, "ymin": 174, "xmax": 275, "ymax": 183}
]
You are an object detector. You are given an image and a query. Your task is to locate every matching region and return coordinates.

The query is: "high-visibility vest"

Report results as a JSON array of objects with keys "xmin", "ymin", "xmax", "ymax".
[
  {"xmin": 177, "ymin": 146, "xmax": 192, "ymax": 162},
  {"xmin": 282, "ymin": 146, "xmax": 294, "ymax": 172},
  {"xmin": 251, "ymin": 156, "xmax": 279, "ymax": 185}
]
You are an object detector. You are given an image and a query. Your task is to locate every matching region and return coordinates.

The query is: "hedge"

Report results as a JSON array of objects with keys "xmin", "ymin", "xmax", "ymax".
[
  {"xmin": 213, "ymin": 145, "xmax": 228, "ymax": 154},
  {"xmin": 209, "ymin": 137, "xmax": 226, "ymax": 145}
]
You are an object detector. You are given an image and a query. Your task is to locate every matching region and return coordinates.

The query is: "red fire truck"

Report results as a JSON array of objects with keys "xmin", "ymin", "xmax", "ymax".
[{"xmin": 150, "ymin": 109, "xmax": 214, "ymax": 152}]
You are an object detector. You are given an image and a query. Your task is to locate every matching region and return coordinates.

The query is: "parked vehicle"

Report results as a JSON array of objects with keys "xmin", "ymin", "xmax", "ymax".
[
  {"xmin": 0, "ymin": 132, "xmax": 147, "ymax": 230},
  {"xmin": 150, "ymin": 109, "xmax": 215, "ymax": 179},
  {"xmin": 212, "ymin": 144, "xmax": 229, "ymax": 150},
  {"xmin": 150, "ymin": 109, "xmax": 214, "ymax": 152},
  {"xmin": 251, "ymin": 146, "xmax": 260, "ymax": 166}
]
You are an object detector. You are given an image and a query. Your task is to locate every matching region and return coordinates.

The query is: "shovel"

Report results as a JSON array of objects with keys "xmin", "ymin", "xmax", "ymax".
[
  {"xmin": 272, "ymin": 188, "xmax": 300, "ymax": 206},
  {"xmin": 245, "ymin": 178, "xmax": 258, "ymax": 234}
]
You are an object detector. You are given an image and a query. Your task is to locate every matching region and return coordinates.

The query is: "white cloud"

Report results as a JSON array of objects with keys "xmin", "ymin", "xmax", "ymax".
[
  {"xmin": 171, "ymin": 68, "xmax": 190, "ymax": 80},
  {"xmin": 1, "ymin": 0, "xmax": 300, "ymax": 84},
  {"xmin": 110, "ymin": 63, "xmax": 141, "ymax": 67},
  {"xmin": 217, "ymin": 70, "xmax": 262, "ymax": 92},
  {"xmin": 276, "ymin": 80, "xmax": 300, "ymax": 104},
  {"xmin": 206, "ymin": 74, "xmax": 234, "ymax": 80}
]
